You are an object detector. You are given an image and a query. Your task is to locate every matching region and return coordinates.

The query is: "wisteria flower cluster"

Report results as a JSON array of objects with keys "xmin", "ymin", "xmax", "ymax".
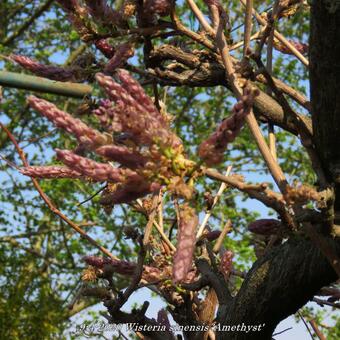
[
  {"xmin": 198, "ymin": 86, "xmax": 259, "ymax": 166},
  {"xmin": 20, "ymin": 69, "xmax": 196, "ymax": 207},
  {"xmin": 10, "ymin": 54, "xmax": 82, "ymax": 82}
]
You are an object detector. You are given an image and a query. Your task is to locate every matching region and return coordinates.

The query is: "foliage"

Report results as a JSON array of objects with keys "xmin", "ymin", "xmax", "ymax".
[{"xmin": 0, "ymin": 1, "xmax": 339, "ymax": 339}]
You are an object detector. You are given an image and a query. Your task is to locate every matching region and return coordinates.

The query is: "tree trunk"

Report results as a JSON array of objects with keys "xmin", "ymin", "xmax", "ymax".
[{"xmin": 218, "ymin": 2, "xmax": 340, "ymax": 338}]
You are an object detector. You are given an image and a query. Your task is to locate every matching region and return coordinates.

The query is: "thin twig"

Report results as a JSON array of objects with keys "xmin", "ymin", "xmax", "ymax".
[
  {"xmin": 239, "ymin": 0, "xmax": 308, "ymax": 66},
  {"xmin": 111, "ymin": 237, "xmax": 146, "ymax": 312},
  {"xmin": 243, "ymin": 0, "xmax": 253, "ymax": 56},
  {"xmin": 215, "ymin": 15, "xmax": 288, "ymax": 194},
  {"xmin": 298, "ymin": 311, "xmax": 315, "ymax": 340},
  {"xmin": 0, "ymin": 122, "xmax": 117, "ymax": 260},
  {"xmin": 196, "ymin": 166, "xmax": 232, "ymax": 238},
  {"xmin": 2, "ymin": 0, "xmax": 54, "ymax": 46},
  {"xmin": 213, "ymin": 220, "xmax": 232, "ymax": 253},
  {"xmin": 136, "ymin": 199, "xmax": 176, "ymax": 251},
  {"xmin": 312, "ymin": 297, "xmax": 340, "ymax": 309},
  {"xmin": 142, "ymin": 195, "xmax": 159, "ymax": 246},
  {"xmin": 77, "ymin": 185, "xmax": 107, "ymax": 206},
  {"xmin": 186, "ymin": 0, "xmax": 215, "ymax": 35},
  {"xmin": 309, "ymin": 319, "xmax": 326, "ymax": 340}
]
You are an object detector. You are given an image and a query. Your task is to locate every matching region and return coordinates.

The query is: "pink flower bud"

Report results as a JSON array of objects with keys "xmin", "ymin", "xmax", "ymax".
[
  {"xmin": 157, "ymin": 309, "xmax": 171, "ymax": 330},
  {"xmin": 96, "ymin": 145, "xmax": 147, "ymax": 168},
  {"xmin": 55, "ymin": 149, "xmax": 130, "ymax": 182},
  {"xmin": 104, "ymin": 43, "xmax": 134, "ymax": 74},
  {"xmin": 144, "ymin": 0, "xmax": 171, "ymax": 17},
  {"xmin": 83, "ymin": 255, "xmax": 136, "ymax": 275},
  {"xmin": 11, "ymin": 55, "xmax": 78, "ymax": 82},
  {"xmin": 20, "ymin": 166, "xmax": 83, "ymax": 179},
  {"xmin": 173, "ymin": 205, "xmax": 198, "ymax": 283},
  {"xmin": 116, "ymin": 69, "xmax": 163, "ymax": 123},
  {"xmin": 198, "ymin": 88, "xmax": 259, "ymax": 165},
  {"xmin": 27, "ymin": 96, "xmax": 108, "ymax": 149},
  {"xmin": 99, "ymin": 181, "xmax": 161, "ymax": 205},
  {"xmin": 94, "ymin": 39, "xmax": 116, "ymax": 58},
  {"xmin": 248, "ymin": 219, "xmax": 281, "ymax": 235},
  {"xmin": 205, "ymin": 230, "xmax": 221, "ymax": 241},
  {"xmin": 274, "ymin": 40, "xmax": 309, "ymax": 55},
  {"xmin": 220, "ymin": 250, "xmax": 233, "ymax": 277},
  {"xmin": 84, "ymin": 0, "xmax": 125, "ymax": 27}
]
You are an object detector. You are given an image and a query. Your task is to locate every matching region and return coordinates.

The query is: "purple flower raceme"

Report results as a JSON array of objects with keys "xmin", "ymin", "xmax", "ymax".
[
  {"xmin": 99, "ymin": 181, "xmax": 161, "ymax": 205},
  {"xmin": 248, "ymin": 219, "xmax": 281, "ymax": 236},
  {"xmin": 55, "ymin": 149, "xmax": 140, "ymax": 183},
  {"xmin": 104, "ymin": 43, "xmax": 135, "ymax": 74},
  {"xmin": 82, "ymin": 255, "xmax": 163, "ymax": 282},
  {"xmin": 27, "ymin": 96, "xmax": 111, "ymax": 149},
  {"xmin": 56, "ymin": 0, "xmax": 79, "ymax": 12},
  {"xmin": 143, "ymin": 0, "xmax": 172, "ymax": 17},
  {"xmin": 95, "ymin": 72, "xmax": 182, "ymax": 149},
  {"xmin": 198, "ymin": 87, "xmax": 259, "ymax": 165},
  {"xmin": 116, "ymin": 69, "xmax": 163, "ymax": 122},
  {"xmin": 94, "ymin": 39, "xmax": 116, "ymax": 58},
  {"xmin": 23, "ymin": 70, "xmax": 193, "ymax": 206},
  {"xmin": 83, "ymin": 255, "xmax": 136, "ymax": 275},
  {"xmin": 20, "ymin": 166, "xmax": 83, "ymax": 179},
  {"xmin": 274, "ymin": 39, "xmax": 309, "ymax": 56},
  {"xmin": 220, "ymin": 250, "xmax": 233, "ymax": 278},
  {"xmin": 96, "ymin": 144, "xmax": 147, "ymax": 168},
  {"xmin": 172, "ymin": 205, "xmax": 198, "ymax": 283},
  {"xmin": 92, "ymin": 99, "xmax": 123, "ymax": 131},
  {"xmin": 11, "ymin": 55, "xmax": 79, "ymax": 82},
  {"xmin": 84, "ymin": 0, "xmax": 125, "ymax": 27}
]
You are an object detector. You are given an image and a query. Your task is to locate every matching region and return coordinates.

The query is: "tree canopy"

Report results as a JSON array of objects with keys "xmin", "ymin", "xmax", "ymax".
[{"xmin": 0, "ymin": 1, "xmax": 339, "ymax": 339}]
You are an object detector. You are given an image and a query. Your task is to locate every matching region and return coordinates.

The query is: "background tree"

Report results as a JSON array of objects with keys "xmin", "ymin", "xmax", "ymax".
[{"xmin": 0, "ymin": 0, "xmax": 339, "ymax": 339}]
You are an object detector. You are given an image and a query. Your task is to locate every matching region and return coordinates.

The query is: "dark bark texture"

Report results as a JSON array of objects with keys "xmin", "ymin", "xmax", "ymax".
[
  {"xmin": 216, "ymin": 2, "xmax": 340, "ymax": 339},
  {"xmin": 310, "ymin": 0, "xmax": 340, "ymax": 200}
]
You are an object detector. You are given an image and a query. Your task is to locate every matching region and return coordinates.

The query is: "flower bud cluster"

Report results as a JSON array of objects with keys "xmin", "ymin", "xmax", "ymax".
[
  {"xmin": 198, "ymin": 87, "xmax": 259, "ymax": 165},
  {"xmin": 172, "ymin": 204, "xmax": 198, "ymax": 282},
  {"xmin": 220, "ymin": 250, "xmax": 233, "ymax": 277},
  {"xmin": 143, "ymin": 0, "xmax": 172, "ymax": 17},
  {"xmin": 94, "ymin": 39, "xmax": 116, "ymax": 58},
  {"xmin": 20, "ymin": 166, "xmax": 83, "ymax": 179},
  {"xmin": 27, "ymin": 96, "xmax": 111, "ymax": 149},
  {"xmin": 11, "ymin": 55, "xmax": 79, "ymax": 82},
  {"xmin": 274, "ymin": 39, "xmax": 308, "ymax": 56},
  {"xmin": 248, "ymin": 219, "xmax": 281, "ymax": 235},
  {"xmin": 104, "ymin": 43, "xmax": 135, "ymax": 74},
  {"xmin": 22, "ymin": 71, "xmax": 194, "ymax": 206}
]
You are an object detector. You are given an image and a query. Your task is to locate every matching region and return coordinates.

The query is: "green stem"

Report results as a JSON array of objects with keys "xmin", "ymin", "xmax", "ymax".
[{"xmin": 0, "ymin": 70, "xmax": 92, "ymax": 98}]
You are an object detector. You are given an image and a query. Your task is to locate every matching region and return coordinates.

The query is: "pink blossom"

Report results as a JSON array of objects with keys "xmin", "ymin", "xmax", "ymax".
[
  {"xmin": 20, "ymin": 166, "xmax": 83, "ymax": 179},
  {"xmin": 198, "ymin": 87, "xmax": 259, "ymax": 165},
  {"xmin": 104, "ymin": 43, "xmax": 134, "ymax": 74},
  {"xmin": 11, "ymin": 55, "xmax": 78, "ymax": 82},
  {"xmin": 220, "ymin": 250, "xmax": 233, "ymax": 277},
  {"xmin": 172, "ymin": 205, "xmax": 198, "ymax": 283},
  {"xmin": 83, "ymin": 255, "xmax": 136, "ymax": 275},
  {"xmin": 99, "ymin": 182, "xmax": 161, "ymax": 205},
  {"xmin": 248, "ymin": 219, "xmax": 281, "ymax": 235},
  {"xmin": 27, "ymin": 96, "xmax": 109, "ymax": 148},
  {"xmin": 96, "ymin": 144, "xmax": 147, "ymax": 168},
  {"xmin": 55, "ymin": 149, "xmax": 135, "ymax": 182},
  {"xmin": 94, "ymin": 39, "xmax": 116, "ymax": 58}
]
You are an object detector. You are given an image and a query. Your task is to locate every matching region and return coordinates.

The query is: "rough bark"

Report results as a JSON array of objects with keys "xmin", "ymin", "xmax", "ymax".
[
  {"xmin": 218, "ymin": 236, "xmax": 340, "ymax": 339},
  {"xmin": 148, "ymin": 44, "xmax": 312, "ymax": 136},
  {"xmin": 310, "ymin": 0, "xmax": 340, "ymax": 208},
  {"xmin": 217, "ymin": 2, "xmax": 340, "ymax": 339}
]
